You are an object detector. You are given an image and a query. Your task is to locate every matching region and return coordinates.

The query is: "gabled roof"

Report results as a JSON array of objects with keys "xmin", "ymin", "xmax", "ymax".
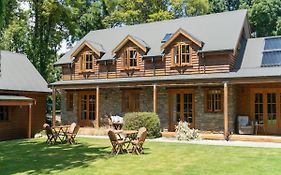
[
  {"xmin": 160, "ymin": 28, "xmax": 203, "ymax": 50},
  {"xmin": 54, "ymin": 10, "xmax": 248, "ymax": 66},
  {"xmin": 71, "ymin": 40, "xmax": 105, "ymax": 57},
  {"xmin": 0, "ymin": 51, "xmax": 51, "ymax": 93},
  {"xmin": 112, "ymin": 35, "xmax": 150, "ymax": 54}
]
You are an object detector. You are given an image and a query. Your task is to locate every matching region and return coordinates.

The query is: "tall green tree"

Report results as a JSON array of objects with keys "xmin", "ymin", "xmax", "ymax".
[
  {"xmin": 250, "ymin": 0, "xmax": 281, "ymax": 37},
  {"xmin": 209, "ymin": 0, "xmax": 225, "ymax": 13},
  {"xmin": 171, "ymin": 0, "xmax": 209, "ymax": 17}
]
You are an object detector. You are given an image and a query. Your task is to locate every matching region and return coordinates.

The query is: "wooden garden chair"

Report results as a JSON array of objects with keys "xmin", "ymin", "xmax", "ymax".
[
  {"xmin": 131, "ymin": 129, "xmax": 147, "ymax": 155},
  {"xmin": 67, "ymin": 123, "xmax": 76, "ymax": 134},
  {"xmin": 66, "ymin": 124, "xmax": 80, "ymax": 144},
  {"xmin": 43, "ymin": 123, "xmax": 57, "ymax": 144},
  {"xmin": 108, "ymin": 130, "xmax": 126, "ymax": 155},
  {"xmin": 137, "ymin": 127, "xmax": 147, "ymax": 138}
]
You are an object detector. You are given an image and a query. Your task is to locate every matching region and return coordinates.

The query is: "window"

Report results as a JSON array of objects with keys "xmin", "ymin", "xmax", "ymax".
[
  {"xmin": 123, "ymin": 48, "xmax": 138, "ymax": 68},
  {"xmin": 0, "ymin": 106, "xmax": 9, "ymax": 122},
  {"xmin": 81, "ymin": 52, "xmax": 93, "ymax": 71},
  {"xmin": 66, "ymin": 92, "xmax": 73, "ymax": 111},
  {"xmin": 173, "ymin": 43, "xmax": 191, "ymax": 66},
  {"xmin": 206, "ymin": 89, "xmax": 223, "ymax": 112}
]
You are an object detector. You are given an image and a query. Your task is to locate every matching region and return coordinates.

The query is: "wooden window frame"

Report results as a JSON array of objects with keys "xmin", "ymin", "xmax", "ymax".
[
  {"xmin": 81, "ymin": 51, "xmax": 94, "ymax": 72},
  {"xmin": 66, "ymin": 92, "xmax": 74, "ymax": 111},
  {"xmin": 172, "ymin": 42, "xmax": 192, "ymax": 67},
  {"xmin": 0, "ymin": 106, "xmax": 9, "ymax": 122},
  {"xmin": 205, "ymin": 89, "xmax": 223, "ymax": 113},
  {"xmin": 122, "ymin": 47, "xmax": 139, "ymax": 70}
]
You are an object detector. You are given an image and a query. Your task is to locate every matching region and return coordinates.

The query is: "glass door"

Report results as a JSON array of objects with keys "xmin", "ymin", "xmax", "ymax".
[
  {"xmin": 169, "ymin": 90, "xmax": 195, "ymax": 131},
  {"xmin": 253, "ymin": 89, "xmax": 281, "ymax": 134},
  {"xmin": 78, "ymin": 92, "xmax": 96, "ymax": 126}
]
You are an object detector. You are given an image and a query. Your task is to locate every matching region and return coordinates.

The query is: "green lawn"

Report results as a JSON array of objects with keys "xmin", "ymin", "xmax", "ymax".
[{"xmin": 1, "ymin": 138, "xmax": 281, "ymax": 175}]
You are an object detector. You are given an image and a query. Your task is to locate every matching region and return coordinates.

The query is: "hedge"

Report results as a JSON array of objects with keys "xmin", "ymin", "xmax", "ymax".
[{"xmin": 123, "ymin": 112, "xmax": 161, "ymax": 138}]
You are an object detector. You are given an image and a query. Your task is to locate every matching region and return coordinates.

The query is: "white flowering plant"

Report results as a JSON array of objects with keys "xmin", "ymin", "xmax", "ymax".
[{"xmin": 175, "ymin": 121, "xmax": 200, "ymax": 141}]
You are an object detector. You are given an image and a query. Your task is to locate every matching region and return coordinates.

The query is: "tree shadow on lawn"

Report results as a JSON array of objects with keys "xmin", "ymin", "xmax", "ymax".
[{"xmin": 0, "ymin": 139, "xmax": 111, "ymax": 175}]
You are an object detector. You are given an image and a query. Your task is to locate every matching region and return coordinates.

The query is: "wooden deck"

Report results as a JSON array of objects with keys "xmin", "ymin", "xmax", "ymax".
[{"xmin": 161, "ymin": 132, "xmax": 281, "ymax": 143}]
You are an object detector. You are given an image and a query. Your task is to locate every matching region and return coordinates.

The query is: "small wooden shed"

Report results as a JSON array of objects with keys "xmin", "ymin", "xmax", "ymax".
[{"xmin": 0, "ymin": 51, "xmax": 50, "ymax": 140}]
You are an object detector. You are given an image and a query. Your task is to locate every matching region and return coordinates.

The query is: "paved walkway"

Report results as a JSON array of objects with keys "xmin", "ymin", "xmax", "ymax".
[{"xmin": 78, "ymin": 135, "xmax": 281, "ymax": 148}]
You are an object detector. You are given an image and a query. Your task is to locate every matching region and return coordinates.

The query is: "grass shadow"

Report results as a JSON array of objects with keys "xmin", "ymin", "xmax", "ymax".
[{"xmin": 0, "ymin": 138, "xmax": 111, "ymax": 175}]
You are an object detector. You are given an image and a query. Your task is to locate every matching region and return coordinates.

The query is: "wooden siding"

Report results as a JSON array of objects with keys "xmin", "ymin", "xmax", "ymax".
[
  {"xmin": 0, "ymin": 92, "xmax": 47, "ymax": 140},
  {"xmin": 61, "ymin": 31, "xmax": 245, "ymax": 80}
]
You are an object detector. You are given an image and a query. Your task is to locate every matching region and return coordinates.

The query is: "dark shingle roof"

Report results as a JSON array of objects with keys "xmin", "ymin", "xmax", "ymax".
[
  {"xmin": 55, "ymin": 10, "xmax": 248, "ymax": 65},
  {"xmin": 0, "ymin": 51, "xmax": 51, "ymax": 93}
]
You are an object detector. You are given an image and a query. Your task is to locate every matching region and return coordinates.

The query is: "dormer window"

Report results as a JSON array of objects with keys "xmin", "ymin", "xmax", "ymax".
[
  {"xmin": 123, "ymin": 48, "xmax": 138, "ymax": 68},
  {"xmin": 81, "ymin": 52, "xmax": 93, "ymax": 71},
  {"xmin": 173, "ymin": 43, "xmax": 192, "ymax": 66}
]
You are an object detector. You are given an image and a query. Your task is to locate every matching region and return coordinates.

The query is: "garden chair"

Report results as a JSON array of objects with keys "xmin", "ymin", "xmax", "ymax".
[
  {"xmin": 108, "ymin": 130, "xmax": 126, "ymax": 155},
  {"xmin": 66, "ymin": 124, "xmax": 80, "ymax": 144},
  {"xmin": 238, "ymin": 116, "xmax": 254, "ymax": 135},
  {"xmin": 137, "ymin": 127, "xmax": 147, "ymax": 139},
  {"xmin": 131, "ymin": 129, "xmax": 147, "ymax": 155},
  {"xmin": 67, "ymin": 123, "xmax": 76, "ymax": 134},
  {"xmin": 43, "ymin": 123, "xmax": 57, "ymax": 144}
]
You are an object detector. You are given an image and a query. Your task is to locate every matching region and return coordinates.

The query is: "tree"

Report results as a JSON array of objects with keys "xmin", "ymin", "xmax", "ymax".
[
  {"xmin": 250, "ymin": 0, "xmax": 281, "ymax": 37},
  {"xmin": 147, "ymin": 10, "xmax": 174, "ymax": 22},
  {"xmin": 186, "ymin": 0, "xmax": 209, "ymax": 16},
  {"xmin": 209, "ymin": 0, "xmax": 225, "ymax": 13},
  {"xmin": 171, "ymin": 0, "xmax": 209, "ymax": 17},
  {"xmin": 102, "ymin": 0, "xmax": 171, "ymax": 27}
]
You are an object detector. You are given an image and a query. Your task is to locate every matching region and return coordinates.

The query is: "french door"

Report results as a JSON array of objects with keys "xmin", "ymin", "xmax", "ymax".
[
  {"xmin": 252, "ymin": 89, "xmax": 281, "ymax": 134},
  {"xmin": 168, "ymin": 89, "xmax": 195, "ymax": 131},
  {"xmin": 78, "ymin": 92, "xmax": 96, "ymax": 127}
]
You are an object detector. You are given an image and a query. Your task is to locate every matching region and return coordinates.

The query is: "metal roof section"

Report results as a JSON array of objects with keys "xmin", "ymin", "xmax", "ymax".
[
  {"xmin": 54, "ymin": 10, "xmax": 248, "ymax": 66},
  {"xmin": 49, "ymin": 66, "xmax": 281, "ymax": 87},
  {"xmin": 0, "ymin": 95, "xmax": 33, "ymax": 101},
  {"xmin": 87, "ymin": 41, "xmax": 106, "ymax": 53},
  {"xmin": 0, "ymin": 50, "xmax": 51, "ymax": 93}
]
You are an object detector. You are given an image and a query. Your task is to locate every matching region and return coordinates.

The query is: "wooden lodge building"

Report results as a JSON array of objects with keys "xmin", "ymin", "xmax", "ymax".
[
  {"xmin": 51, "ymin": 10, "xmax": 281, "ymax": 136},
  {"xmin": 0, "ymin": 51, "xmax": 50, "ymax": 140}
]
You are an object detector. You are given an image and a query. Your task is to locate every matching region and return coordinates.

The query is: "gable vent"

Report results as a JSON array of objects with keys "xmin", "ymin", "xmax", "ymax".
[{"xmin": 161, "ymin": 33, "xmax": 173, "ymax": 43}]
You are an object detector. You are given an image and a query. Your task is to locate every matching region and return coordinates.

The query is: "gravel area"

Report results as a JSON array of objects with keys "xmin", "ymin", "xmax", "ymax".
[{"xmin": 78, "ymin": 135, "xmax": 281, "ymax": 148}]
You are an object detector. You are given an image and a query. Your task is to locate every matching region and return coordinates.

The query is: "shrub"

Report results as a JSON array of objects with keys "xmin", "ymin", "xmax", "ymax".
[
  {"xmin": 123, "ymin": 112, "xmax": 161, "ymax": 138},
  {"xmin": 175, "ymin": 121, "xmax": 199, "ymax": 141}
]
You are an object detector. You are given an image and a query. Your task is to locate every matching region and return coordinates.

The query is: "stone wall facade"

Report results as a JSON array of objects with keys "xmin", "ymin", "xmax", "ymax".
[
  {"xmin": 195, "ymin": 86, "xmax": 236, "ymax": 132},
  {"xmin": 60, "ymin": 90, "xmax": 78, "ymax": 124},
  {"xmin": 60, "ymin": 86, "xmax": 236, "ymax": 132}
]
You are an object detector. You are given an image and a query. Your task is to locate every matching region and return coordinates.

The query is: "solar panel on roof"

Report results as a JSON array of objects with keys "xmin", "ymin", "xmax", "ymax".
[
  {"xmin": 264, "ymin": 37, "xmax": 281, "ymax": 50},
  {"xmin": 261, "ymin": 51, "xmax": 281, "ymax": 67},
  {"xmin": 161, "ymin": 33, "xmax": 173, "ymax": 43}
]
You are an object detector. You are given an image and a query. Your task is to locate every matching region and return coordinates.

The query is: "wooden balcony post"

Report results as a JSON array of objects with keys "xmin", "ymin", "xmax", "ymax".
[
  {"xmin": 96, "ymin": 86, "xmax": 100, "ymax": 128},
  {"xmin": 153, "ymin": 84, "xmax": 157, "ymax": 113},
  {"xmin": 223, "ymin": 82, "xmax": 229, "ymax": 140},
  {"xmin": 52, "ymin": 87, "xmax": 56, "ymax": 127},
  {"xmin": 28, "ymin": 104, "xmax": 32, "ymax": 138}
]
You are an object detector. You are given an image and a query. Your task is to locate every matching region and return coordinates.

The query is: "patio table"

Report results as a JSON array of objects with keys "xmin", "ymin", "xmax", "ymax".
[
  {"xmin": 52, "ymin": 125, "xmax": 70, "ymax": 143},
  {"xmin": 113, "ymin": 130, "xmax": 138, "ymax": 152}
]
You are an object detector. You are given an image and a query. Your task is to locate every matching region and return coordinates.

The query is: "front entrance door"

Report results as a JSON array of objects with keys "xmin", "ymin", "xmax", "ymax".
[
  {"xmin": 252, "ymin": 89, "xmax": 281, "ymax": 134},
  {"xmin": 168, "ymin": 89, "xmax": 195, "ymax": 131},
  {"xmin": 78, "ymin": 92, "xmax": 96, "ymax": 127}
]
